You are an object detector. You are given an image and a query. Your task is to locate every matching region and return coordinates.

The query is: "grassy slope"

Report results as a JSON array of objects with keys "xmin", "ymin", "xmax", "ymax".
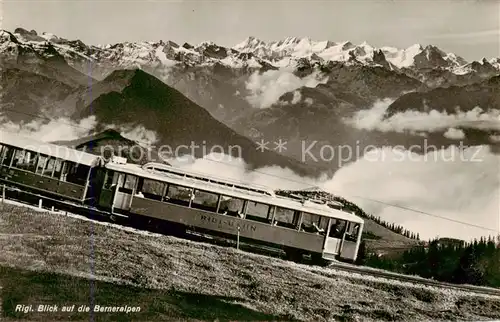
[{"xmin": 1, "ymin": 203, "xmax": 499, "ymax": 322}]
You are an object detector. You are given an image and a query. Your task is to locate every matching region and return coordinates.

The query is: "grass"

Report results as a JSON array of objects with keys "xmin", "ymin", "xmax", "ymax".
[
  {"xmin": 1, "ymin": 266, "xmax": 283, "ymax": 321},
  {"xmin": 0, "ymin": 202, "xmax": 499, "ymax": 321}
]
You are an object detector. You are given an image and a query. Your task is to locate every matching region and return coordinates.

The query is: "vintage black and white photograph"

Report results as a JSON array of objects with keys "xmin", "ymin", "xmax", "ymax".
[{"xmin": 0, "ymin": 0, "xmax": 499, "ymax": 321}]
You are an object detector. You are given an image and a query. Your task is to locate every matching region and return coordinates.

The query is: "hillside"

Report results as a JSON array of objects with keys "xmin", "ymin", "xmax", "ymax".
[
  {"xmin": 1, "ymin": 203, "xmax": 499, "ymax": 321},
  {"xmin": 386, "ymin": 75, "xmax": 500, "ymax": 115},
  {"xmin": 76, "ymin": 69, "xmax": 328, "ymax": 176},
  {"xmin": 0, "ymin": 68, "xmax": 80, "ymax": 123}
]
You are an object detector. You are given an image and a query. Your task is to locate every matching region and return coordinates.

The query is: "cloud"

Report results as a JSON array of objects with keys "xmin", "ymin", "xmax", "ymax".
[
  {"xmin": 245, "ymin": 68, "xmax": 328, "ymax": 108},
  {"xmin": 120, "ymin": 126, "xmax": 159, "ymax": 146},
  {"xmin": 344, "ymin": 99, "xmax": 500, "ymax": 133},
  {"xmin": 0, "ymin": 116, "xmax": 97, "ymax": 142},
  {"xmin": 443, "ymin": 128, "xmax": 465, "ymax": 140},
  {"xmin": 324, "ymin": 145, "xmax": 500, "ymax": 241},
  {"xmin": 168, "ymin": 147, "xmax": 499, "ymax": 242},
  {"xmin": 304, "ymin": 97, "xmax": 314, "ymax": 106},
  {"xmin": 102, "ymin": 123, "xmax": 159, "ymax": 147}
]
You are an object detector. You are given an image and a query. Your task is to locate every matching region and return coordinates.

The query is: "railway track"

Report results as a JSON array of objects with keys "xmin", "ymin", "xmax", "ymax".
[
  {"xmin": 320, "ymin": 262, "xmax": 500, "ymax": 297},
  {"xmin": 2, "ymin": 185, "xmax": 500, "ymax": 298}
]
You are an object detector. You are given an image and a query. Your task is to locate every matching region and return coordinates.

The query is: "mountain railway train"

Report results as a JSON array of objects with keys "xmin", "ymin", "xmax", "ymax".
[{"xmin": 0, "ymin": 130, "xmax": 364, "ymax": 263}]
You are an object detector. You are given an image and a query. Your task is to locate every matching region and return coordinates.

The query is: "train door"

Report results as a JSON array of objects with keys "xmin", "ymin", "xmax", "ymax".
[
  {"xmin": 85, "ymin": 166, "xmax": 106, "ymax": 205},
  {"xmin": 338, "ymin": 221, "xmax": 363, "ymax": 261},
  {"xmin": 322, "ymin": 219, "xmax": 347, "ymax": 259},
  {"xmin": 113, "ymin": 173, "xmax": 137, "ymax": 211},
  {"xmin": 98, "ymin": 170, "xmax": 117, "ymax": 209}
]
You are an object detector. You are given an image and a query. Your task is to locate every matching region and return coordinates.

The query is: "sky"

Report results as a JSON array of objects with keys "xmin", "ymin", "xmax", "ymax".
[{"xmin": 1, "ymin": 0, "xmax": 499, "ymax": 61}]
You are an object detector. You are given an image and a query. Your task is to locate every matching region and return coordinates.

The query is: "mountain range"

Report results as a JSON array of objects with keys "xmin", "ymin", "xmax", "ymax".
[{"xmin": 1, "ymin": 27, "xmax": 499, "ymax": 172}]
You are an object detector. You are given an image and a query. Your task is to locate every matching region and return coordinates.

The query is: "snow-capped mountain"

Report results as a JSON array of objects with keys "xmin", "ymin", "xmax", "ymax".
[
  {"xmin": 3, "ymin": 28, "xmax": 499, "ymax": 82},
  {"xmin": 233, "ymin": 36, "xmax": 480, "ymax": 72},
  {"xmin": 1, "ymin": 26, "xmax": 499, "ymax": 180}
]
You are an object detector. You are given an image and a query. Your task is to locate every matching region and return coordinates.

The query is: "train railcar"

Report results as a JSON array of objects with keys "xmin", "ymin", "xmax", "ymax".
[
  {"xmin": 0, "ymin": 130, "xmax": 365, "ymax": 263},
  {"xmin": 0, "ymin": 130, "xmax": 105, "ymax": 203},
  {"xmin": 100, "ymin": 159, "xmax": 365, "ymax": 262}
]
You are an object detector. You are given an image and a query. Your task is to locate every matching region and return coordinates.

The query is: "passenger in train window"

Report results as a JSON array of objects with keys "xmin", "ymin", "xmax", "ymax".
[
  {"xmin": 26, "ymin": 152, "xmax": 38, "ymax": 172},
  {"xmin": 35, "ymin": 156, "xmax": 47, "ymax": 175},
  {"xmin": 329, "ymin": 220, "xmax": 346, "ymax": 239},
  {"xmin": 300, "ymin": 213, "xmax": 325, "ymax": 234},
  {"xmin": 345, "ymin": 223, "xmax": 360, "ymax": 242},
  {"xmin": 218, "ymin": 195, "xmax": 245, "ymax": 217},
  {"xmin": 312, "ymin": 222, "xmax": 325, "ymax": 234},
  {"xmin": 11, "ymin": 150, "xmax": 26, "ymax": 168}
]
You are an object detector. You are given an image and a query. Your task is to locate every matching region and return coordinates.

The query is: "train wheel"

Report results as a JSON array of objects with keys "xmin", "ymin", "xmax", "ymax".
[
  {"xmin": 311, "ymin": 254, "xmax": 331, "ymax": 267},
  {"xmin": 285, "ymin": 248, "xmax": 303, "ymax": 263}
]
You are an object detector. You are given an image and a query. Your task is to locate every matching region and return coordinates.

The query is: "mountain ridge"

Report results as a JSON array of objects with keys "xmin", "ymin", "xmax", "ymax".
[{"xmin": 3, "ymin": 28, "xmax": 499, "ymax": 81}]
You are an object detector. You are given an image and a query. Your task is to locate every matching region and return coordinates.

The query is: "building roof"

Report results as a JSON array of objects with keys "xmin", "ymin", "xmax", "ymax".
[
  {"xmin": 0, "ymin": 130, "xmax": 104, "ymax": 167},
  {"xmin": 106, "ymin": 161, "xmax": 364, "ymax": 224}
]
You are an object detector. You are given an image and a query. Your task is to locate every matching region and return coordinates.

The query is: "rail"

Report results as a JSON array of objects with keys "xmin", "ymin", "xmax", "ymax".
[{"xmin": 320, "ymin": 262, "xmax": 500, "ymax": 297}]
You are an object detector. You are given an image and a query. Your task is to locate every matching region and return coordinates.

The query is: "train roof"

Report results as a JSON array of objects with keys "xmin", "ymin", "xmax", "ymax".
[
  {"xmin": 0, "ymin": 130, "xmax": 104, "ymax": 167},
  {"xmin": 105, "ymin": 161, "xmax": 364, "ymax": 223}
]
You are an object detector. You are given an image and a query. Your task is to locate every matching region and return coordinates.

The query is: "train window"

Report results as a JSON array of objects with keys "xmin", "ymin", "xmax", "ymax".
[
  {"xmin": 218, "ymin": 196, "xmax": 245, "ymax": 217},
  {"xmin": 191, "ymin": 189, "xmax": 219, "ymax": 212},
  {"xmin": 165, "ymin": 184, "xmax": 192, "ymax": 207},
  {"xmin": 25, "ymin": 152, "xmax": 38, "ymax": 173},
  {"xmin": 1, "ymin": 146, "xmax": 14, "ymax": 166},
  {"xmin": 345, "ymin": 222, "xmax": 360, "ymax": 242},
  {"xmin": 103, "ymin": 171, "xmax": 117, "ymax": 189},
  {"xmin": 245, "ymin": 201, "xmax": 270, "ymax": 223},
  {"xmin": 43, "ymin": 158, "xmax": 56, "ymax": 177},
  {"xmin": 124, "ymin": 175, "xmax": 137, "ymax": 190},
  {"xmin": 141, "ymin": 179, "xmax": 165, "ymax": 201},
  {"xmin": 274, "ymin": 207, "xmax": 298, "ymax": 229},
  {"xmin": 329, "ymin": 219, "xmax": 347, "ymax": 239},
  {"xmin": 11, "ymin": 150, "xmax": 26, "ymax": 169},
  {"xmin": 300, "ymin": 213, "xmax": 327, "ymax": 235},
  {"xmin": 117, "ymin": 174, "xmax": 137, "ymax": 193},
  {"xmin": 53, "ymin": 159, "xmax": 63, "ymax": 179},
  {"xmin": 0, "ymin": 145, "xmax": 7, "ymax": 164},
  {"xmin": 35, "ymin": 155, "xmax": 48, "ymax": 175},
  {"xmin": 65, "ymin": 163, "xmax": 91, "ymax": 186},
  {"xmin": 59, "ymin": 162, "xmax": 69, "ymax": 181}
]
